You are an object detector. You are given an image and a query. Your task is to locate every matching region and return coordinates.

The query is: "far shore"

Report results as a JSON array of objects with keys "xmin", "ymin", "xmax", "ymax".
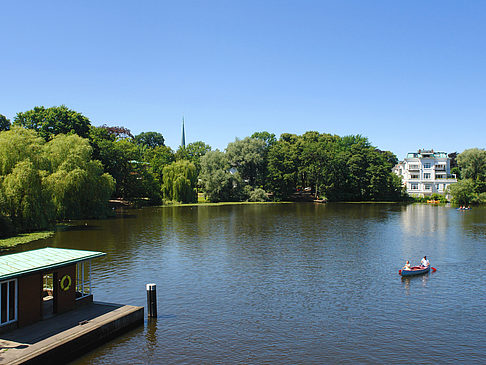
[{"xmin": 1, "ymin": 200, "xmax": 450, "ymax": 248}]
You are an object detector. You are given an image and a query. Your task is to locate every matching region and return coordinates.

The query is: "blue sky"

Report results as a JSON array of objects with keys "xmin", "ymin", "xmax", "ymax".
[{"xmin": 1, "ymin": 1, "xmax": 485, "ymax": 159}]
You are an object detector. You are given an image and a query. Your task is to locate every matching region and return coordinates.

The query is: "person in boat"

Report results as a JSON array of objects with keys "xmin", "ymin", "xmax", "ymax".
[
  {"xmin": 421, "ymin": 256, "xmax": 430, "ymax": 267},
  {"xmin": 402, "ymin": 260, "xmax": 411, "ymax": 270}
]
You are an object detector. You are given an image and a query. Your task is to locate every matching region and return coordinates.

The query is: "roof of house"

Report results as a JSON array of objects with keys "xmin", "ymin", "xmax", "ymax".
[{"xmin": 0, "ymin": 247, "xmax": 105, "ymax": 281}]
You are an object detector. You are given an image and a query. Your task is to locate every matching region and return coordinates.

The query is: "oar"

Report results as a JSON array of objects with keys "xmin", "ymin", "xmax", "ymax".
[
  {"xmin": 398, "ymin": 269, "xmax": 402, "ymax": 275},
  {"xmin": 431, "ymin": 267, "xmax": 437, "ymax": 272}
]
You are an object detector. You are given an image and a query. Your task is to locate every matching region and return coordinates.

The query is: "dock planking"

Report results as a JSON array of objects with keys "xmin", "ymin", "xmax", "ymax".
[{"xmin": 0, "ymin": 301, "xmax": 143, "ymax": 364}]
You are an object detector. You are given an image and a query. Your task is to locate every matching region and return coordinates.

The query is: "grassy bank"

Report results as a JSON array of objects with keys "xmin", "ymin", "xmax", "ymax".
[
  {"xmin": 0, "ymin": 230, "xmax": 55, "ymax": 248},
  {"xmin": 160, "ymin": 201, "xmax": 293, "ymax": 208}
]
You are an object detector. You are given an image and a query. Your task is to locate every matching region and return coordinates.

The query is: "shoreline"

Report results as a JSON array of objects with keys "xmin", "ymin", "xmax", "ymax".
[{"xmin": 0, "ymin": 200, "xmax": 443, "ymax": 248}]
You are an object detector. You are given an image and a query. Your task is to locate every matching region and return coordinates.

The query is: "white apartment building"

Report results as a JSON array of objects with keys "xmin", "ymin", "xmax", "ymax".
[{"xmin": 393, "ymin": 149, "xmax": 457, "ymax": 197}]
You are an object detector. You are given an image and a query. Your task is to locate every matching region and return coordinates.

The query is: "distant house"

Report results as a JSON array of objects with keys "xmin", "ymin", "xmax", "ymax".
[{"xmin": 393, "ymin": 149, "xmax": 457, "ymax": 197}]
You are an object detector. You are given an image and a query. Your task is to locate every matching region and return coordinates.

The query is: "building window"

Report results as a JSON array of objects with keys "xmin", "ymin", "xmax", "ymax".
[
  {"xmin": 76, "ymin": 261, "xmax": 92, "ymax": 300},
  {"xmin": 410, "ymin": 174, "xmax": 419, "ymax": 179},
  {"xmin": 425, "ymin": 184, "xmax": 432, "ymax": 190},
  {"xmin": 423, "ymin": 163, "xmax": 431, "ymax": 169},
  {"xmin": 410, "ymin": 184, "xmax": 418, "ymax": 190},
  {"xmin": 424, "ymin": 173, "xmax": 431, "ymax": 179},
  {"xmin": 436, "ymin": 174, "xmax": 445, "ymax": 179},
  {"xmin": 0, "ymin": 279, "xmax": 17, "ymax": 326},
  {"xmin": 436, "ymin": 184, "xmax": 443, "ymax": 191}
]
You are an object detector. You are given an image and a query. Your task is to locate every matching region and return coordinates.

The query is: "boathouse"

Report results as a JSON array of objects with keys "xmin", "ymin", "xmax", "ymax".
[{"xmin": 0, "ymin": 247, "xmax": 105, "ymax": 332}]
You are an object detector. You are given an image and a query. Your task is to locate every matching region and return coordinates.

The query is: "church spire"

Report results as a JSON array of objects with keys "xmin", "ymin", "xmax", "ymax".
[{"xmin": 181, "ymin": 117, "xmax": 186, "ymax": 148}]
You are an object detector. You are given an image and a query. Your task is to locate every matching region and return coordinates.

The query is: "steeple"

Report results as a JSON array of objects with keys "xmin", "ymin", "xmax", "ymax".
[{"xmin": 181, "ymin": 117, "xmax": 186, "ymax": 148}]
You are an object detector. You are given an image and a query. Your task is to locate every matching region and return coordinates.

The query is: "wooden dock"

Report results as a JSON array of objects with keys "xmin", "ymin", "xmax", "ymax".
[{"xmin": 0, "ymin": 301, "xmax": 143, "ymax": 364}]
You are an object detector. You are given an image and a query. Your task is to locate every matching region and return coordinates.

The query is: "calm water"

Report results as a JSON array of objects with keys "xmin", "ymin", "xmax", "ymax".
[{"xmin": 6, "ymin": 203, "xmax": 486, "ymax": 364}]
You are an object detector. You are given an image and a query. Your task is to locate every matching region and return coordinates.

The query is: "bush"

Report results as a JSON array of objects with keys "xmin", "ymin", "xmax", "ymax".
[
  {"xmin": 0, "ymin": 215, "xmax": 14, "ymax": 238},
  {"xmin": 248, "ymin": 188, "xmax": 269, "ymax": 202}
]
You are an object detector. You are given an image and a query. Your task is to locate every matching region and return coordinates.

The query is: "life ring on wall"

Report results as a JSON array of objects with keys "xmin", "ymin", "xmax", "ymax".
[{"xmin": 60, "ymin": 275, "xmax": 72, "ymax": 291}]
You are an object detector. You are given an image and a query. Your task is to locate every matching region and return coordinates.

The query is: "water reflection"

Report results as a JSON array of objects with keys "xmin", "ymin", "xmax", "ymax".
[
  {"xmin": 400, "ymin": 204, "xmax": 451, "ymax": 238},
  {"xmin": 4, "ymin": 203, "xmax": 485, "ymax": 364},
  {"xmin": 401, "ymin": 273, "xmax": 430, "ymax": 294}
]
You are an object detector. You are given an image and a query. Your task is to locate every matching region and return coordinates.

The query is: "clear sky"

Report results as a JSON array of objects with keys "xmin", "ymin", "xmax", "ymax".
[{"xmin": 1, "ymin": 1, "xmax": 485, "ymax": 159}]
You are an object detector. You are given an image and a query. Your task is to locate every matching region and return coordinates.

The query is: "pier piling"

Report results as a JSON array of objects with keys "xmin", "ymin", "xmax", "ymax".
[{"xmin": 146, "ymin": 283, "xmax": 157, "ymax": 317}]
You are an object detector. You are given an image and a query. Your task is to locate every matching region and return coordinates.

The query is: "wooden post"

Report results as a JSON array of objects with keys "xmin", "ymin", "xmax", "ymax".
[{"xmin": 146, "ymin": 283, "xmax": 157, "ymax": 317}]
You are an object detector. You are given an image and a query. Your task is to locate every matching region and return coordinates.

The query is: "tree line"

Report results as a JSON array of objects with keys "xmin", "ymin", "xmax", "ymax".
[
  {"xmin": 447, "ymin": 148, "xmax": 486, "ymax": 205},
  {"xmin": 2, "ymin": 105, "xmax": 481, "ymax": 237}
]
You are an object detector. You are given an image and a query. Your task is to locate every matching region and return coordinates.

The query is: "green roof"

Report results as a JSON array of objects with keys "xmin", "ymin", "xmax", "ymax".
[{"xmin": 0, "ymin": 247, "xmax": 105, "ymax": 281}]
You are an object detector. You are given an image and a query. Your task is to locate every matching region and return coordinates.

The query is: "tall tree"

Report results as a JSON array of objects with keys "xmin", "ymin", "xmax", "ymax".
[
  {"xmin": 161, "ymin": 160, "xmax": 197, "ymax": 203},
  {"xmin": 0, "ymin": 114, "xmax": 10, "ymax": 131},
  {"xmin": 43, "ymin": 134, "xmax": 115, "ymax": 219},
  {"xmin": 457, "ymin": 148, "xmax": 486, "ymax": 181},
  {"xmin": 134, "ymin": 131, "xmax": 165, "ymax": 148},
  {"xmin": 14, "ymin": 105, "xmax": 91, "ymax": 140},
  {"xmin": 199, "ymin": 151, "xmax": 244, "ymax": 202},
  {"xmin": 226, "ymin": 137, "xmax": 266, "ymax": 188},
  {"xmin": 175, "ymin": 141, "xmax": 211, "ymax": 175}
]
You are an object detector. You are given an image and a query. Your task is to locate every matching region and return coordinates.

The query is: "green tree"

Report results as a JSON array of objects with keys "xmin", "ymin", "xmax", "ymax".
[
  {"xmin": 267, "ymin": 133, "xmax": 300, "ymax": 199},
  {"xmin": 0, "ymin": 114, "xmax": 10, "ymax": 131},
  {"xmin": 0, "ymin": 127, "xmax": 45, "ymax": 176},
  {"xmin": 134, "ymin": 131, "xmax": 165, "ymax": 148},
  {"xmin": 457, "ymin": 148, "xmax": 486, "ymax": 181},
  {"xmin": 448, "ymin": 179, "xmax": 476, "ymax": 205},
  {"xmin": 144, "ymin": 145, "xmax": 175, "ymax": 182},
  {"xmin": 199, "ymin": 151, "xmax": 244, "ymax": 202},
  {"xmin": 175, "ymin": 141, "xmax": 211, "ymax": 175},
  {"xmin": 14, "ymin": 105, "xmax": 91, "ymax": 140},
  {"xmin": 226, "ymin": 137, "xmax": 266, "ymax": 187},
  {"xmin": 89, "ymin": 126, "xmax": 161, "ymax": 203},
  {"xmin": 0, "ymin": 160, "xmax": 54, "ymax": 232},
  {"xmin": 161, "ymin": 160, "xmax": 197, "ymax": 203},
  {"xmin": 43, "ymin": 134, "xmax": 115, "ymax": 219}
]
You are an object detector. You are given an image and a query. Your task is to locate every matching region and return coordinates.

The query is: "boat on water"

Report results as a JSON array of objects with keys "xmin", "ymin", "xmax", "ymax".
[
  {"xmin": 399, "ymin": 265, "xmax": 430, "ymax": 276},
  {"xmin": 456, "ymin": 207, "xmax": 471, "ymax": 210}
]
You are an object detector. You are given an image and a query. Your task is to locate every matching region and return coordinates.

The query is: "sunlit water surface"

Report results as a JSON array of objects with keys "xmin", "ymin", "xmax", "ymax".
[{"xmin": 6, "ymin": 203, "xmax": 486, "ymax": 364}]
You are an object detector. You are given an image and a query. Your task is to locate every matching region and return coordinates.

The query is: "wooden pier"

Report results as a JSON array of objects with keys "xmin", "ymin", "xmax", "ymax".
[{"xmin": 0, "ymin": 301, "xmax": 143, "ymax": 364}]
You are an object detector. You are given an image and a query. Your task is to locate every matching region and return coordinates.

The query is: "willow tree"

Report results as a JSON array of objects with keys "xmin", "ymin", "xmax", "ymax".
[
  {"xmin": 161, "ymin": 160, "xmax": 197, "ymax": 203},
  {"xmin": 0, "ymin": 160, "xmax": 54, "ymax": 232},
  {"xmin": 43, "ymin": 134, "xmax": 115, "ymax": 219}
]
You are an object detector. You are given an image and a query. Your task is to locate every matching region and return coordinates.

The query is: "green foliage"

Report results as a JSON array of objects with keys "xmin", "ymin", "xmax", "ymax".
[
  {"xmin": 43, "ymin": 134, "xmax": 115, "ymax": 219},
  {"xmin": 89, "ymin": 126, "xmax": 162, "ymax": 203},
  {"xmin": 267, "ymin": 132, "xmax": 401, "ymax": 201},
  {"xmin": 267, "ymin": 134, "xmax": 300, "ymax": 199},
  {"xmin": 199, "ymin": 151, "xmax": 244, "ymax": 202},
  {"xmin": 134, "ymin": 131, "xmax": 165, "ymax": 148},
  {"xmin": 0, "ymin": 127, "xmax": 45, "ymax": 175},
  {"xmin": 0, "ymin": 114, "xmax": 10, "ymax": 131},
  {"xmin": 247, "ymin": 187, "xmax": 269, "ymax": 202},
  {"xmin": 144, "ymin": 145, "xmax": 175, "ymax": 181},
  {"xmin": 226, "ymin": 137, "xmax": 267, "ymax": 188},
  {"xmin": 175, "ymin": 141, "xmax": 211, "ymax": 175},
  {"xmin": 0, "ymin": 128, "xmax": 116, "ymax": 235},
  {"xmin": 448, "ymin": 179, "xmax": 476, "ymax": 205},
  {"xmin": 0, "ymin": 160, "xmax": 55, "ymax": 232},
  {"xmin": 457, "ymin": 148, "xmax": 486, "ymax": 181},
  {"xmin": 14, "ymin": 105, "xmax": 91, "ymax": 140},
  {"xmin": 162, "ymin": 160, "xmax": 197, "ymax": 203}
]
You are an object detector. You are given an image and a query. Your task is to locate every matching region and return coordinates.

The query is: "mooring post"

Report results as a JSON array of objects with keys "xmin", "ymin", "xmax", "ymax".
[{"xmin": 146, "ymin": 283, "xmax": 157, "ymax": 317}]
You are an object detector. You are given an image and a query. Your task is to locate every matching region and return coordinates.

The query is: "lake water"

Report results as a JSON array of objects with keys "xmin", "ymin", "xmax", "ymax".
[{"xmin": 6, "ymin": 203, "xmax": 486, "ymax": 364}]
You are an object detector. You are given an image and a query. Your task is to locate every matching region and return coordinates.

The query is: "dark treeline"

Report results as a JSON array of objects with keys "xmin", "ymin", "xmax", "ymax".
[{"xmin": 0, "ymin": 105, "xmax": 409, "ymax": 237}]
